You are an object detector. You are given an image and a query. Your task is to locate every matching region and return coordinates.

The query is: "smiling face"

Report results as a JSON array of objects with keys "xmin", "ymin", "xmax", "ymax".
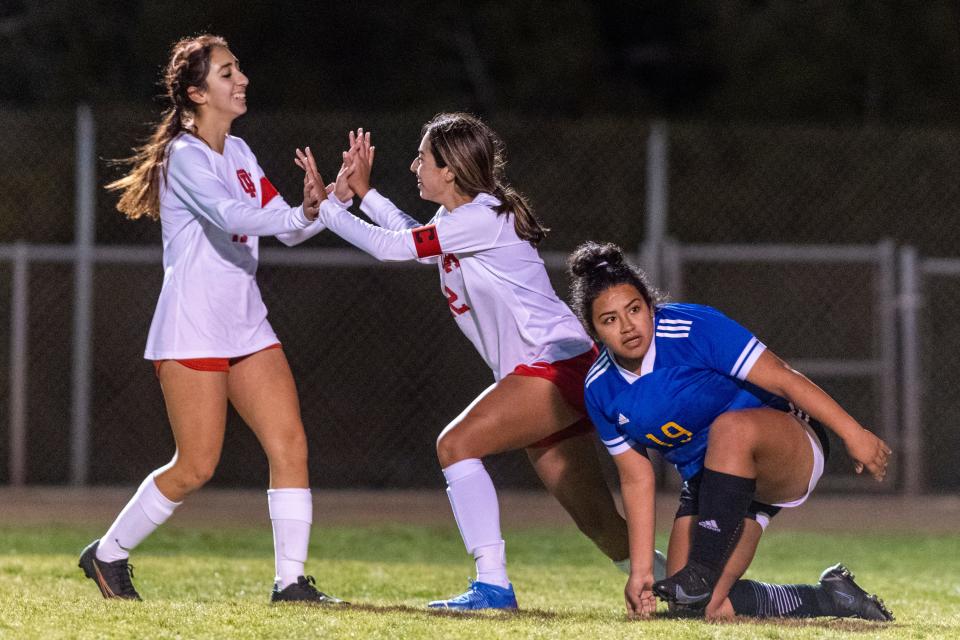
[
  {"xmin": 189, "ymin": 46, "xmax": 248, "ymax": 122},
  {"xmin": 409, "ymin": 134, "xmax": 453, "ymax": 204},
  {"xmin": 591, "ymin": 283, "xmax": 655, "ymax": 374}
]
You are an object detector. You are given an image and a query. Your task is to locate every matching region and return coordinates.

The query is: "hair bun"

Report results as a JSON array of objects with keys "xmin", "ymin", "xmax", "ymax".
[{"xmin": 567, "ymin": 241, "xmax": 626, "ymax": 277}]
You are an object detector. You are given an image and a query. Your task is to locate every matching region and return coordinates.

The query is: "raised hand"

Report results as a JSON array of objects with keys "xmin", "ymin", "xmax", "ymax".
[
  {"xmin": 332, "ymin": 151, "xmax": 355, "ymax": 203},
  {"xmin": 295, "ymin": 146, "xmax": 325, "ymax": 220},
  {"xmin": 295, "ymin": 146, "xmax": 328, "ymax": 216},
  {"xmin": 345, "ymin": 128, "xmax": 374, "ymax": 199},
  {"xmin": 844, "ymin": 427, "xmax": 892, "ymax": 482}
]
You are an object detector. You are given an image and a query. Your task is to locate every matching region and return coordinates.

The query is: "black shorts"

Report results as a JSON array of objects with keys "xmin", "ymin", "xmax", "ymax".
[{"xmin": 675, "ymin": 405, "xmax": 831, "ymax": 527}]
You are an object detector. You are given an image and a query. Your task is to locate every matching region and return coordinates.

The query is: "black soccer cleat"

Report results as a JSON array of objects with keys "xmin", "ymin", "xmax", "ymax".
[
  {"xmin": 652, "ymin": 561, "xmax": 717, "ymax": 610},
  {"xmin": 819, "ymin": 563, "xmax": 894, "ymax": 622},
  {"xmin": 78, "ymin": 539, "xmax": 141, "ymax": 600},
  {"xmin": 271, "ymin": 575, "xmax": 348, "ymax": 605}
]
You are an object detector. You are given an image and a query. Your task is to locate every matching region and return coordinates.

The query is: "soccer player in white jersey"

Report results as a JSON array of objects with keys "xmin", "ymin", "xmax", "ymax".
[
  {"xmin": 568, "ymin": 241, "xmax": 893, "ymax": 622},
  {"xmin": 78, "ymin": 34, "xmax": 346, "ymax": 604},
  {"xmin": 298, "ymin": 114, "xmax": 663, "ymax": 610}
]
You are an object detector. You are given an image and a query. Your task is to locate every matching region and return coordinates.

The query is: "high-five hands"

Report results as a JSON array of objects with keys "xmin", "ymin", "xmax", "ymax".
[
  {"xmin": 344, "ymin": 128, "xmax": 375, "ymax": 199},
  {"xmin": 294, "ymin": 128, "xmax": 375, "ymax": 216},
  {"xmin": 295, "ymin": 146, "xmax": 325, "ymax": 221}
]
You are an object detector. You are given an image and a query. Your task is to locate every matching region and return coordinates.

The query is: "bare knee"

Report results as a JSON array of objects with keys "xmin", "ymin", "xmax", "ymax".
[
  {"xmin": 436, "ymin": 421, "xmax": 487, "ymax": 468},
  {"xmin": 266, "ymin": 428, "xmax": 308, "ymax": 469},
  {"xmin": 436, "ymin": 428, "xmax": 467, "ymax": 468},
  {"xmin": 166, "ymin": 459, "xmax": 218, "ymax": 495},
  {"xmin": 708, "ymin": 413, "xmax": 758, "ymax": 450}
]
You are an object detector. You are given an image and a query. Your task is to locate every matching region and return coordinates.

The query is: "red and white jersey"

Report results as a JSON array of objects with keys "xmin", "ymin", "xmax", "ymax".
[
  {"xmin": 144, "ymin": 133, "xmax": 325, "ymax": 359},
  {"xmin": 322, "ymin": 189, "xmax": 594, "ymax": 380}
]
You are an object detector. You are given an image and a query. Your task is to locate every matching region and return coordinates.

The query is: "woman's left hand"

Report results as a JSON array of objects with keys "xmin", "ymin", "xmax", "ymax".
[{"xmin": 843, "ymin": 427, "xmax": 892, "ymax": 481}]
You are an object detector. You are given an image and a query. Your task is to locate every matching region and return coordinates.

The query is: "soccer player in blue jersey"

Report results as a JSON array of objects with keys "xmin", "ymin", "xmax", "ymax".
[{"xmin": 568, "ymin": 241, "xmax": 894, "ymax": 622}]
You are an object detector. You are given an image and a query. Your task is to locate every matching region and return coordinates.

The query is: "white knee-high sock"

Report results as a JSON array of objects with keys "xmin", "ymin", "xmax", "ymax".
[
  {"xmin": 268, "ymin": 488, "xmax": 313, "ymax": 589},
  {"xmin": 443, "ymin": 458, "xmax": 509, "ymax": 588},
  {"xmin": 96, "ymin": 473, "xmax": 181, "ymax": 562}
]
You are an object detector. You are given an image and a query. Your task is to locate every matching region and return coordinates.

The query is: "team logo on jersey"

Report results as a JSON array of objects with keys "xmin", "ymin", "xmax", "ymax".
[
  {"xmin": 617, "ymin": 413, "xmax": 630, "ymax": 425},
  {"xmin": 236, "ymin": 169, "xmax": 257, "ymax": 198}
]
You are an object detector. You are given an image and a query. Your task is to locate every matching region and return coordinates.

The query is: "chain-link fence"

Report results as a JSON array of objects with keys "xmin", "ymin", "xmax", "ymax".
[{"xmin": 1, "ymin": 106, "xmax": 958, "ymax": 490}]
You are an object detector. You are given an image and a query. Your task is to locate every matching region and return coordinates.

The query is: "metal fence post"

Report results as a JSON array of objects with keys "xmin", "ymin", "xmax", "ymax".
[
  {"xmin": 875, "ymin": 239, "xmax": 898, "ymax": 489},
  {"xmin": 9, "ymin": 242, "xmax": 29, "ymax": 486},
  {"xmin": 899, "ymin": 246, "xmax": 923, "ymax": 494},
  {"xmin": 71, "ymin": 104, "xmax": 95, "ymax": 486},
  {"xmin": 641, "ymin": 120, "xmax": 669, "ymax": 283}
]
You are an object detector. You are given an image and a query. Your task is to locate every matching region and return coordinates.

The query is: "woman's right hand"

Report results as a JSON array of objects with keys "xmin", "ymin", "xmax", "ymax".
[
  {"xmin": 294, "ymin": 146, "xmax": 326, "ymax": 220},
  {"xmin": 345, "ymin": 128, "xmax": 375, "ymax": 199},
  {"xmin": 625, "ymin": 571, "xmax": 657, "ymax": 619}
]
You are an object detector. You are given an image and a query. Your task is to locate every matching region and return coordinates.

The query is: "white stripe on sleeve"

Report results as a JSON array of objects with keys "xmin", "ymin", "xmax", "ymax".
[{"xmin": 730, "ymin": 337, "xmax": 767, "ymax": 380}]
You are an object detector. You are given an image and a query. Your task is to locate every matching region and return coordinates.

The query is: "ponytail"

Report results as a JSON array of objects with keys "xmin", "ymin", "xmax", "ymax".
[
  {"xmin": 105, "ymin": 107, "xmax": 185, "ymax": 220},
  {"xmin": 492, "ymin": 183, "xmax": 547, "ymax": 246},
  {"xmin": 105, "ymin": 34, "xmax": 227, "ymax": 221},
  {"xmin": 423, "ymin": 112, "xmax": 548, "ymax": 246}
]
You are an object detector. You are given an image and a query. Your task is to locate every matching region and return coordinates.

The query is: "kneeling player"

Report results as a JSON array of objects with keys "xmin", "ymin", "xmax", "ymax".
[{"xmin": 568, "ymin": 241, "xmax": 894, "ymax": 622}]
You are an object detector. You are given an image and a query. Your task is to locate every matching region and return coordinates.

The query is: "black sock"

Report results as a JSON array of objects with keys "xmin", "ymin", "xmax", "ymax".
[
  {"xmin": 687, "ymin": 468, "xmax": 756, "ymax": 580},
  {"xmin": 729, "ymin": 580, "xmax": 835, "ymax": 618}
]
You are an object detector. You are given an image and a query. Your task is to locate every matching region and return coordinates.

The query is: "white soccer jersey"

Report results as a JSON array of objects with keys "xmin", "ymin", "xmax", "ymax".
[
  {"xmin": 321, "ymin": 190, "xmax": 593, "ymax": 380},
  {"xmin": 144, "ymin": 133, "xmax": 326, "ymax": 359}
]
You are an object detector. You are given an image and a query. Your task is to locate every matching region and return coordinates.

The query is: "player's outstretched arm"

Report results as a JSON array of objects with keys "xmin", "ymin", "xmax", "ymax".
[
  {"xmin": 612, "ymin": 449, "xmax": 658, "ymax": 619},
  {"xmin": 746, "ymin": 349, "xmax": 892, "ymax": 481}
]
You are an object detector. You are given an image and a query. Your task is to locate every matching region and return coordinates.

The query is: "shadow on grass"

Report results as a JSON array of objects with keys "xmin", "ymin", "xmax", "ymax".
[
  {"xmin": 329, "ymin": 602, "xmax": 561, "ymax": 621},
  {"xmin": 716, "ymin": 615, "xmax": 895, "ymax": 633}
]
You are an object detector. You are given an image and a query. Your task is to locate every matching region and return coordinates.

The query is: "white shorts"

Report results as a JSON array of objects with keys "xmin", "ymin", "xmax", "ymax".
[{"xmin": 772, "ymin": 426, "xmax": 826, "ymax": 509}]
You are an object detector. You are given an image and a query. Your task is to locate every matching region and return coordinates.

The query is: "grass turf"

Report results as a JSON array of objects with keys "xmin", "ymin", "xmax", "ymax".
[{"xmin": 0, "ymin": 524, "xmax": 956, "ymax": 639}]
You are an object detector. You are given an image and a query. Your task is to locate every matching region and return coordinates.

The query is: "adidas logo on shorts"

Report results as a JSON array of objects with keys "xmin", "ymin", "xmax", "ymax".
[
  {"xmin": 618, "ymin": 413, "xmax": 630, "ymax": 425},
  {"xmin": 698, "ymin": 519, "xmax": 721, "ymax": 533}
]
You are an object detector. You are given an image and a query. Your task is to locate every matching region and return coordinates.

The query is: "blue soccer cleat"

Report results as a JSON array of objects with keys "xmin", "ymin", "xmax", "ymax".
[{"xmin": 427, "ymin": 579, "xmax": 518, "ymax": 611}]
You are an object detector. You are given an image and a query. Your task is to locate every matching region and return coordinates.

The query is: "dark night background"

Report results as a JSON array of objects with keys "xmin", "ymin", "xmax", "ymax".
[{"xmin": 4, "ymin": 1, "xmax": 960, "ymax": 123}]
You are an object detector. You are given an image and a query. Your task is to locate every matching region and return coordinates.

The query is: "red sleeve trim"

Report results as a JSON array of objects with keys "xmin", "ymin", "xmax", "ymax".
[
  {"xmin": 411, "ymin": 224, "xmax": 442, "ymax": 258},
  {"xmin": 260, "ymin": 176, "xmax": 279, "ymax": 207}
]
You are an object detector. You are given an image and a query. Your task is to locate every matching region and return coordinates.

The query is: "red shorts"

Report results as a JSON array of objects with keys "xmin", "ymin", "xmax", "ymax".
[
  {"xmin": 511, "ymin": 345, "xmax": 599, "ymax": 448},
  {"xmin": 153, "ymin": 343, "xmax": 282, "ymax": 377}
]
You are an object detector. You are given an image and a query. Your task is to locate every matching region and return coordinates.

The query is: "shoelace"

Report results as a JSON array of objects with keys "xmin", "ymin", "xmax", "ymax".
[
  {"xmin": 298, "ymin": 575, "xmax": 321, "ymax": 594},
  {"xmin": 107, "ymin": 562, "xmax": 137, "ymax": 595}
]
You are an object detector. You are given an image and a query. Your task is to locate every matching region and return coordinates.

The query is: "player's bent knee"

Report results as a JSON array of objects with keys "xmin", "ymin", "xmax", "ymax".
[
  {"xmin": 171, "ymin": 461, "xmax": 217, "ymax": 492},
  {"xmin": 436, "ymin": 426, "xmax": 487, "ymax": 467},
  {"xmin": 708, "ymin": 412, "xmax": 757, "ymax": 445}
]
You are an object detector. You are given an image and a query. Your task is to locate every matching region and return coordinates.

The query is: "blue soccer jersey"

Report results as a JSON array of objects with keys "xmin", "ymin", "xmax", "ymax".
[{"xmin": 584, "ymin": 303, "xmax": 780, "ymax": 480}]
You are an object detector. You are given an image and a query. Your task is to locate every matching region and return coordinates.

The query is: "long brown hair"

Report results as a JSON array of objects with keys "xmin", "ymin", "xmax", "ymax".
[
  {"xmin": 422, "ymin": 113, "xmax": 548, "ymax": 245},
  {"xmin": 106, "ymin": 34, "xmax": 228, "ymax": 220}
]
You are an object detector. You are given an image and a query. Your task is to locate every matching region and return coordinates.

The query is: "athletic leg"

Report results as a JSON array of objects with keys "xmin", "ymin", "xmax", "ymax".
[
  {"xmin": 227, "ymin": 348, "xmax": 342, "ymax": 603},
  {"xmin": 80, "ymin": 361, "xmax": 228, "ymax": 599},
  {"xmin": 654, "ymin": 409, "xmax": 814, "ymax": 608},
  {"xmin": 525, "ymin": 432, "xmax": 629, "ymax": 562},
  {"xmin": 431, "ymin": 375, "xmax": 586, "ymax": 609}
]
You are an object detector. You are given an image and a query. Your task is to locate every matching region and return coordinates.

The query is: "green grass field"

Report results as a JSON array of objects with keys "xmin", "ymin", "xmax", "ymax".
[{"xmin": 0, "ymin": 524, "xmax": 957, "ymax": 639}]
